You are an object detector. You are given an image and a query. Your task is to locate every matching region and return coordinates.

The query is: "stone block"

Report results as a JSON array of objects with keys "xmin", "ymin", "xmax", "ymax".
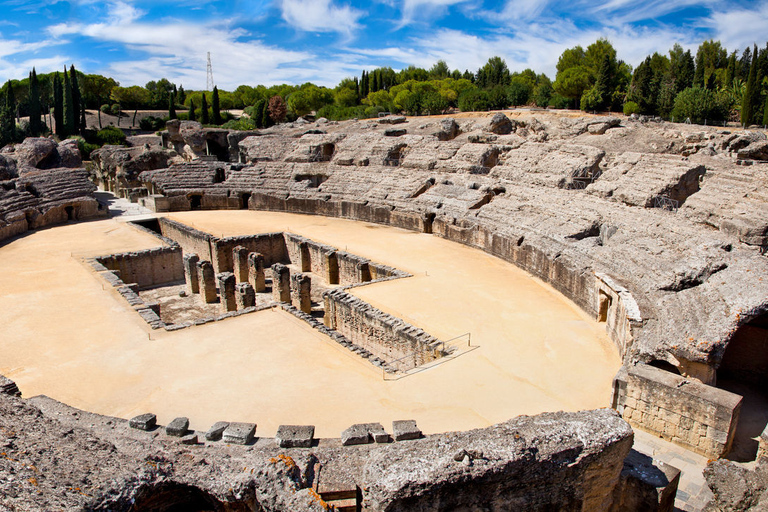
[
  {"xmin": 232, "ymin": 245, "xmax": 249, "ymax": 283},
  {"xmin": 275, "ymin": 425, "xmax": 315, "ymax": 448},
  {"xmin": 205, "ymin": 421, "xmax": 229, "ymax": 441},
  {"xmin": 0, "ymin": 375, "xmax": 21, "ymax": 397},
  {"xmin": 223, "ymin": 422, "xmax": 256, "ymax": 445},
  {"xmin": 271, "ymin": 263, "xmax": 291, "ymax": 303},
  {"xmin": 217, "ymin": 272, "xmax": 237, "ymax": 312},
  {"xmin": 180, "ymin": 434, "xmax": 198, "ymax": 445},
  {"xmin": 129, "ymin": 413, "xmax": 157, "ymax": 431},
  {"xmin": 248, "ymin": 252, "xmax": 266, "ymax": 292},
  {"xmin": 166, "ymin": 417, "xmax": 189, "ymax": 437},
  {"xmin": 183, "ymin": 253, "xmax": 200, "ymax": 294},
  {"xmin": 235, "ymin": 282, "xmax": 255, "ymax": 309},
  {"xmin": 291, "ymin": 273, "xmax": 312, "ymax": 314},
  {"xmin": 392, "ymin": 420, "xmax": 422, "ymax": 441},
  {"xmin": 611, "ymin": 449, "xmax": 680, "ymax": 512},
  {"xmin": 341, "ymin": 423, "xmax": 388, "ymax": 446},
  {"xmin": 197, "ymin": 260, "xmax": 217, "ymax": 303}
]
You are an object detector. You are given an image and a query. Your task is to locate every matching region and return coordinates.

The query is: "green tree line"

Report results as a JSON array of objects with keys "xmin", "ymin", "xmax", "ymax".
[{"xmin": 2, "ymin": 36, "xmax": 768, "ymax": 147}]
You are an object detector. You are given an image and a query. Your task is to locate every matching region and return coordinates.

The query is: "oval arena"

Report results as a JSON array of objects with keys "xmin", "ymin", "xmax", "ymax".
[{"xmin": 1, "ymin": 111, "xmax": 767, "ymax": 510}]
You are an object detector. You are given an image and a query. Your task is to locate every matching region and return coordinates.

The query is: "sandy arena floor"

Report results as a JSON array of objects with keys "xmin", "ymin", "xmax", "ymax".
[{"xmin": 0, "ymin": 211, "xmax": 621, "ymax": 437}]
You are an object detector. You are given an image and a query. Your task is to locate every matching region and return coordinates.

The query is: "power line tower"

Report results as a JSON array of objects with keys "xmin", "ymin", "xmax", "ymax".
[{"xmin": 206, "ymin": 52, "xmax": 214, "ymax": 91}]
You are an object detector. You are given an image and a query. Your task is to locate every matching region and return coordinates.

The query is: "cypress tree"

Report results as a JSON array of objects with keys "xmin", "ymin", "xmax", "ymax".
[
  {"xmin": 763, "ymin": 96, "xmax": 768, "ymax": 126},
  {"xmin": 261, "ymin": 97, "xmax": 272, "ymax": 127},
  {"xmin": 595, "ymin": 54, "xmax": 613, "ymax": 110},
  {"xmin": 29, "ymin": 68, "xmax": 42, "ymax": 136},
  {"xmin": 0, "ymin": 82, "xmax": 16, "ymax": 147},
  {"xmin": 62, "ymin": 68, "xmax": 75, "ymax": 137},
  {"xmin": 53, "ymin": 72, "xmax": 64, "ymax": 138},
  {"xmin": 212, "ymin": 86, "xmax": 221, "ymax": 125},
  {"xmin": 361, "ymin": 71, "xmax": 369, "ymax": 98},
  {"xmin": 188, "ymin": 99, "xmax": 196, "ymax": 121},
  {"xmin": 178, "ymin": 85, "xmax": 186, "ymax": 105},
  {"xmin": 742, "ymin": 45, "xmax": 758, "ymax": 126},
  {"xmin": 70, "ymin": 65, "xmax": 83, "ymax": 135},
  {"xmin": 252, "ymin": 99, "xmax": 265, "ymax": 128},
  {"xmin": 168, "ymin": 92, "xmax": 177, "ymax": 120},
  {"xmin": 201, "ymin": 93, "xmax": 209, "ymax": 124}
]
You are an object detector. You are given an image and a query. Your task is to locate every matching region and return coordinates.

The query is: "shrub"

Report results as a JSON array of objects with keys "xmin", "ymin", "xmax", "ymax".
[
  {"xmin": 623, "ymin": 101, "xmax": 641, "ymax": 116},
  {"xmin": 671, "ymin": 87, "xmax": 730, "ymax": 125},
  {"xmin": 458, "ymin": 89, "xmax": 491, "ymax": 112},
  {"xmin": 96, "ymin": 126, "xmax": 126, "ymax": 145},
  {"xmin": 220, "ymin": 117, "xmax": 257, "ymax": 131},
  {"xmin": 548, "ymin": 93, "xmax": 571, "ymax": 109},
  {"xmin": 579, "ymin": 86, "xmax": 603, "ymax": 111},
  {"xmin": 69, "ymin": 136, "xmax": 99, "ymax": 160},
  {"xmin": 139, "ymin": 116, "xmax": 167, "ymax": 132}
]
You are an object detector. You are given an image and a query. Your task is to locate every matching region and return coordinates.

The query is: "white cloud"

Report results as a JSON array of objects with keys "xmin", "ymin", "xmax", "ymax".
[
  {"xmin": 45, "ymin": 3, "xmax": 343, "ymax": 89},
  {"xmin": 398, "ymin": 0, "xmax": 472, "ymax": 25},
  {"xmin": 588, "ymin": 0, "xmax": 719, "ymax": 25},
  {"xmin": 703, "ymin": 1, "xmax": 768, "ymax": 52},
  {"xmin": 496, "ymin": 0, "xmax": 551, "ymax": 21},
  {"xmin": 279, "ymin": 0, "xmax": 364, "ymax": 36}
]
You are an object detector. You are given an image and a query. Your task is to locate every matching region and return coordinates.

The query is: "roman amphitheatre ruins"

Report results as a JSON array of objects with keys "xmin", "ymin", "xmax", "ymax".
[{"xmin": 1, "ymin": 109, "xmax": 768, "ymax": 510}]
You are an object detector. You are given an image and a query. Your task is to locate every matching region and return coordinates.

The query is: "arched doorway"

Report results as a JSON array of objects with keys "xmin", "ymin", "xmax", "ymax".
[{"xmin": 717, "ymin": 313, "xmax": 768, "ymax": 461}]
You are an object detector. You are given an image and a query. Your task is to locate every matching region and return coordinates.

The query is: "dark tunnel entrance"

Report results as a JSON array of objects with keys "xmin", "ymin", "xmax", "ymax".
[{"xmin": 718, "ymin": 313, "xmax": 768, "ymax": 462}]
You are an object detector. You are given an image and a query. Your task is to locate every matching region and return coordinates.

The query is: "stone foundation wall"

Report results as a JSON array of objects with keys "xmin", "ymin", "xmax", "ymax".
[
  {"xmin": 324, "ymin": 289, "xmax": 448, "ymax": 371},
  {"xmin": 612, "ymin": 363, "xmax": 742, "ymax": 458},
  {"xmin": 96, "ymin": 246, "xmax": 184, "ymax": 289},
  {"xmin": 158, "ymin": 218, "xmax": 214, "ymax": 262},
  {"xmin": 213, "ymin": 233, "xmax": 287, "ymax": 274}
]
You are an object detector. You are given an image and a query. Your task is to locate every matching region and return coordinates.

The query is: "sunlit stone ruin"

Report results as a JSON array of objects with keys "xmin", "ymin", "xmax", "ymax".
[{"xmin": 2, "ymin": 111, "xmax": 768, "ymax": 510}]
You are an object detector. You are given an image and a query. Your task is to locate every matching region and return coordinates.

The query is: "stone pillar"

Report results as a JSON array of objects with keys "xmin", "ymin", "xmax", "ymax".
[
  {"xmin": 271, "ymin": 263, "xmax": 291, "ymax": 303},
  {"xmin": 217, "ymin": 272, "xmax": 237, "ymax": 312},
  {"xmin": 323, "ymin": 293, "xmax": 335, "ymax": 328},
  {"xmin": 197, "ymin": 261, "xmax": 218, "ymax": 303},
  {"xmin": 324, "ymin": 251, "xmax": 339, "ymax": 285},
  {"xmin": 356, "ymin": 261, "xmax": 371, "ymax": 283},
  {"xmin": 299, "ymin": 242, "xmax": 311, "ymax": 272},
  {"xmin": 291, "ymin": 273, "xmax": 312, "ymax": 314},
  {"xmin": 248, "ymin": 252, "xmax": 266, "ymax": 292},
  {"xmin": 236, "ymin": 282, "xmax": 255, "ymax": 310},
  {"xmin": 232, "ymin": 245, "xmax": 249, "ymax": 283},
  {"xmin": 183, "ymin": 253, "xmax": 200, "ymax": 294}
]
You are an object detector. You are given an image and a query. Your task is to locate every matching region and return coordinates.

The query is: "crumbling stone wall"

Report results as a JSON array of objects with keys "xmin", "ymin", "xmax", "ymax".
[
  {"xmin": 324, "ymin": 289, "xmax": 448, "ymax": 371},
  {"xmin": 157, "ymin": 218, "xmax": 214, "ymax": 262},
  {"xmin": 96, "ymin": 246, "xmax": 183, "ymax": 289},
  {"xmin": 612, "ymin": 363, "xmax": 742, "ymax": 458}
]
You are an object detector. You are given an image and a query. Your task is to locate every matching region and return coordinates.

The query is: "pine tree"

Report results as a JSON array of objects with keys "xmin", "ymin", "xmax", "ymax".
[
  {"xmin": 168, "ymin": 92, "xmax": 177, "ymax": 120},
  {"xmin": 62, "ymin": 68, "xmax": 75, "ymax": 137},
  {"xmin": 53, "ymin": 72, "xmax": 64, "ymax": 138},
  {"xmin": 70, "ymin": 65, "xmax": 83, "ymax": 135},
  {"xmin": 742, "ymin": 45, "xmax": 758, "ymax": 126},
  {"xmin": 28, "ymin": 69, "xmax": 42, "ymax": 136},
  {"xmin": 201, "ymin": 93, "xmax": 209, "ymax": 124},
  {"xmin": 212, "ymin": 86, "xmax": 221, "ymax": 125},
  {"xmin": 188, "ymin": 99, "xmax": 196, "ymax": 121}
]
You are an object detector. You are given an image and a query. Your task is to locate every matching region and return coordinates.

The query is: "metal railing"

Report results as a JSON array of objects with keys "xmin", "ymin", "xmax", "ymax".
[
  {"xmin": 653, "ymin": 195, "xmax": 679, "ymax": 212},
  {"xmin": 382, "ymin": 332, "xmax": 471, "ymax": 380}
]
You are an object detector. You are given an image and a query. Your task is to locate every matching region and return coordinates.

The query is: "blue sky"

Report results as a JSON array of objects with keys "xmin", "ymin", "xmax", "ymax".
[{"xmin": 0, "ymin": 0, "xmax": 766, "ymax": 90}]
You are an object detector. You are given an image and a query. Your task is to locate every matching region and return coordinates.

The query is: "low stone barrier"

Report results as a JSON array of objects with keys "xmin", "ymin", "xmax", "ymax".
[
  {"xmin": 323, "ymin": 288, "xmax": 450, "ymax": 372},
  {"xmin": 612, "ymin": 362, "xmax": 742, "ymax": 458}
]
